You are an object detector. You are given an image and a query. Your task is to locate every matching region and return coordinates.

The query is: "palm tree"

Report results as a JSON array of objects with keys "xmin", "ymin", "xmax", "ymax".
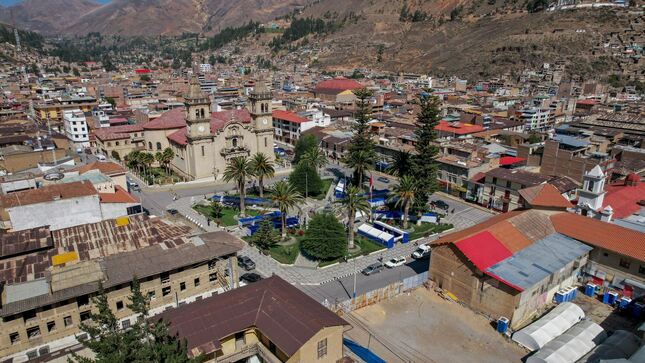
[
  {"xmin": 125, "ymin": 150, "xmax": 142, "ymax": 173},
  {"xmin": 155, "ymin": 151, "xmax": 164, "ymax": 170},
  {"xmin": 336, "ymin": 185, "xmax": 370, "ymax": 250},
  {"xmin": 210, "ymin": 201, "xmax": 224, "ymax": 226},
  {"xmin": 270, "ymin": 180, "xmax": 304, "ymax": 238},
  {"xmin": 161, "ymin": 147, "xmax": 174, "ymax": 174},
  {"xmin": 388, "ymin": 175, "xmax": 418, "ymax": 229},
  {"xmin": 250, "ymin": 152, "xmax": 275, "ymax": 198},
  {"xmin": 301, "ymin": 147, "xmax": 327, "ymax": 175},
  {"xmin": 140, "ymin": 153, "xmax": 155, "ymax": 180},
  {"xmin": 345, "ymin": 150, "xmax": 373, "ymax": 188},
  {"xmin": 223, "ymin": 156, "xmax": 255, "ymax": 217},
  {"xmin": 386, "ymin": 150, "xmax": 412, "ymax": 177}
]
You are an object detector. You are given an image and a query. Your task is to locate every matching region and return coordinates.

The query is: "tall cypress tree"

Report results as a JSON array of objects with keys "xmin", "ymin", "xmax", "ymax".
[
  {"xmin": 411, "ymin": 89, "xmax": 441, "ymax": 204},
  {"xmin": 345, "ymin": 88, "xmax": 376, "ymax": 186}
]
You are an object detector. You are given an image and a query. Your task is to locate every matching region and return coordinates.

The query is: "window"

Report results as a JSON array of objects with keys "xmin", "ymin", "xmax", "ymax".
[
  {"xmin": 47, "ymin": 321, "xmax": 56, "ymax": 332},
  {"xmin": 639, "ymin": 265, "xmax": 645, "ymax": 275},
  {"xmin": 160, "ymin": 272, "xmax": 170, "ymax": 284},
  {"xmin": 116, "ymin": 300, "xmax": 124, "ymax": 311},
  {"xmin": 492, "ymin": 177, "xmax": 497, "ymax": 185},
  {"xmin": 73, "ymin": 128, "xmax": 78, "ymax": 132},
  {"xmin": 9, "ymin": 332, "xmax": 19, "ymax": 345},
  {"xmin": 209, "ymin": 273, "xmax": 217, "ymax": 282},
  {"xmin": 603, "ymin": 252, "xmax": 609, "ymax": 257},
  {"xmin": 115, "ymin": 141, "xmax": 120, "ymax": 146},
  {"xmin": 107, "ymin": 142, "xmax": 112, "ymax": 147},
  {"xmin": 148, "ymin": 142, "xmax": 152, "ymax": 150},
  {"xmin": 264, "ymin": 137, "xmax": 267, "ymax": 147},
  {"xmin": 506, "ymin": 181, "xmax": 512, "ymax": 188},
  {"xmin": 201, "ymin": 145, "xmax": 205, "ymax": 156},
  {"xmin": 148, "ymin": 291, "xmax": 156, "ymax": 300},
  {"xmin": 180, "ymin": 282, "xmax": 186, "ymax": 291},
  {"xmin": 208, "ymin": 260, "xmax": 217, "ymax": 270},
  {"xmin": 23, "ymin": 310, "xmax": 36, "ymax": 322},
  {"xmin": 619, "ymin": 258, "xmax": 631, "ymax": 269},
  {"xmin": 26, "ymin": 326, "xmax": 41, "ymax": 340},
  {"xmin": 77, "ymin": 295, "xmax": 89, "ymax": 306},
  {"xmin": 80, "ymin": 311, "xmax": 91, "ymax": 322},
  {"xmin": 156, "ymin": 142, "xmax": 162, "ymax": 150},
  {"xmin": 194, "ymin": 278, "xmax": 200, "ymax": 287},
  {"xmin": 317, "ymin": 338, "xmax": 327, "ymax": 359},
  {"xmin": 588, "ymin": 180, "xmax": 595, "ymax": 192},
  {"xmin": 63, "ymin": 316, "xmax": 72, "ymax": 327},
  {"xmin": 122, "ymin": 319, "xmax": 131, "ymax": 330},
  {"xmin": 232, "ymin": 138, "xmax": 238, "ymax": 148},
  {"xmin": 162, "ymin": 286, "xmax": 171, "ymax": 296}
]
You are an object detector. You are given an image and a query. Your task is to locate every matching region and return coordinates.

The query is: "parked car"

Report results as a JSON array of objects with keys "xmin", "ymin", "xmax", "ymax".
[
  {"xmin": 237, "ymin": 256, "xmax": 256, "ymax": 271},
  {"xmin": 361, "ymin": 262, "xmax": 384, "ymax": 276},
  {"xmin": 96, "ymin": 154, "xmax": 107, "ymax": 161},
  {"xmin": 385, "ymin": 256, "xmax": 406, "ymax": 268},
  {"xmin": 166, "ymin": 208, "xmax": 179, "ymax": 216},
  {"xmin": 128, "ymin": 181, "xmax": 141, "ymax": 192},
  {"xmin": 377, "ymin": 176, "xmax": 390, "ymax": 184},
  {"xmin": 412, "ymin": 244, "xmax": 431, "ymax": 259},
  {"xmin": 239, "ymin": 273, "xmax": 263, "ymax": 283},
  {"xmin": 431, "ymin": 199, "xmax": 450, "ymax": 211}
]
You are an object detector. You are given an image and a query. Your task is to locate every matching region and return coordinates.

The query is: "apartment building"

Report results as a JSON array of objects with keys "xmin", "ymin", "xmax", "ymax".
[
  {"xmin": 33, "ymin": 97, "xmax": 99, "ymax": 131},
  {"xmin": 159, "ymin": 276, "xmax": 348, "ymax": 363},
  {"xmin": 519, "ymin": 107, "xmax": 553, "ymax": 132},
  {"xmin": 0, "ymin": 217, "xmax": 243, "ymax": 361},
  {"xmin": 62, "ymin": 109, "xmax": 89, "ymax": 149},
  {"xmin": 477, "ymin": 168, "xmax": 551, "ymax": 212},
  {"xmin": 272, "ymin": 110, "xmax": 320, "ymax": 145}
]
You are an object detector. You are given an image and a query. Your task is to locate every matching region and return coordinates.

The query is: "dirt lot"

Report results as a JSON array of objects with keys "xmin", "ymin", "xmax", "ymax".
[{"xmin": 345, "ymin": 288, "xmax": 527, "ymax": 363}]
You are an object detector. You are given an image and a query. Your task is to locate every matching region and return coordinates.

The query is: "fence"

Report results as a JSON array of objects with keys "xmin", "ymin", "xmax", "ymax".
[{"xmin": 326, "ymin": 272, "xmax": 428, "ymax": 315}]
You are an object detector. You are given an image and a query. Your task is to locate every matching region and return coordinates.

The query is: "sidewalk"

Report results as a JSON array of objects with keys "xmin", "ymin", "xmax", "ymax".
[{"xmin": 434, "ymin": 191, "xmax": 498, "ymax": 214}]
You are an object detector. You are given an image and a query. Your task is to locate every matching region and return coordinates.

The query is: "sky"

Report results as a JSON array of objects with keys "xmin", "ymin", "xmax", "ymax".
[{"xmin": 0, "ymin": 0, "xmax": 112, "ymax": 6}]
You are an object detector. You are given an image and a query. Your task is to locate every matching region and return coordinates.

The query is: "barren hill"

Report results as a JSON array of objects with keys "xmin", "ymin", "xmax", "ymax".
[{"xmin": 0, "ymin": 0, "xmax": 100, "ymax": 34}]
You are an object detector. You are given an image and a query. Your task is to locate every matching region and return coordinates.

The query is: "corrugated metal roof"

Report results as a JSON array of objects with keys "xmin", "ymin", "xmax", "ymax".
[
  {"xmin": 486, "ymin": 233, "xmax": 592, "ymax": 291},
  {"xmin": 454, "ymin": 231, "xmax": 513, "ymax": 271}
]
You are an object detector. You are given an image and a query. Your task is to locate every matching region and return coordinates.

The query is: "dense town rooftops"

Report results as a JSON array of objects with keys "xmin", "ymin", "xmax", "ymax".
[
  {"xmin": 434, "ymin": 120, "xmax": 484, "ymax": 135},
  {"xmin": 485, "ymin": 167, "xmax": 551, "ymax": 186},
  {"xmin": 313, "ymin": 77, "xmax": 363, "ymax": 95},
  {"xmin": 94, "ymin": 124, "xmax": 144, "ymax": 141},
  {"xmin": 75, "ymin": 161, "xmax": 127, "ymax": 176},
  {"xmin": 518, "ymin": 184, "xmax": 573, "ymax": 209},
  {"xmin": 158, "ymin": 275, "xmax": 348, "ymax": 357},
  {"xmin": 272, "ymin": 109, "xmax": 308, "ymax": 123}
]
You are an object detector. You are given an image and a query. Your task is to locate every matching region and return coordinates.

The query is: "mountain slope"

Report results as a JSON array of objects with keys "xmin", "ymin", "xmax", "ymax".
[{"xmin": 0, "ymin": 0, "xmax": 100, "ymax": 34}]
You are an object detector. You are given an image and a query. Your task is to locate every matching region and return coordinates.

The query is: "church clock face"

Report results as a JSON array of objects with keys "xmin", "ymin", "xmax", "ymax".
[
  {"xmin": 262, "ymin": 119, "xmax": 268, "ymax": 125},
  {"xmin": 198, "ymin": 125, "xmax": 205, "ymax": 132}
]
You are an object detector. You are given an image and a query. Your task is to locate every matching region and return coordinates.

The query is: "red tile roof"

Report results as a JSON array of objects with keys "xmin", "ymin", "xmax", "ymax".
[
  {"xmin": 75, "ymin": 161, "xmax": 126, "ymax": 176},
  {"xmin": 0, "ymin": 181, "xmax": 97, "ymax": 208},
  {"xmin": 434, "ymin": 120, "xmax": 484, "ymax": 135},
  {"xmin": 143, "ymin": 108, "xmax": 186, "ymax": 130},
  {"xmin": 550, "ymin": 213, "xmax": 645, "ymax": 261},
  {"xmin": 272, "ymin": 110, "xmax": 308, "ymax": 124},
  {"xmin": 454, "ymin": 231, "xmax": 513, "ymax": 270},
  {"xmin": 99, "ymin": 185, "xmax": 139, "ymax": 204},
  {"xmin": 94, "ymin": 124, "xmax": 143, "ymax": 141},
  {"xmin": 602, "ymin": 181, "xmax": 645, "ymax": 219},
  {"xmin": 518, "ymin": 184, "xmax": 573, "ymax": 209},
  {"xmin": 313, "ymin": 77, "xmax": 363, "ymax": 95}
]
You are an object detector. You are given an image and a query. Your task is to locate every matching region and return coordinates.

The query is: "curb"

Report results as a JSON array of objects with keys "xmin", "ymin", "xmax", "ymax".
[{"xmin": 435, "ymin": 191, "xmax": 497, "ymax": 214}]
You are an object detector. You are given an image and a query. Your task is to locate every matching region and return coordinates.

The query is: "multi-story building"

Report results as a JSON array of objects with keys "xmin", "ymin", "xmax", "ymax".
[
  {"xmin": 519, "ymin": 107, "xmax": 553, "ymax": 132},
  {"xmin": 93, "ymin": 124, "xmax": 145, "ymax": 160},
  {"xmin": 272, "ymin": 109, "xmax": 328, "ymax": 145},
  {"xmin": 33, "ymin": 97, "xmax": 99, "ymax": 131},
  {"xmin": 62, "ymin": 109, "xmax": 89, "ymax": 149},
  {"xmin": 91, "ymin": 108, "xmax": 110, "ymax": 128},
  {"xmin": 0, "ymin": 216, "xmax": 243, "ymax": 361},
  {"xmin": 478, "ymin": 167, "xmax": 551, "ymax": 212}
]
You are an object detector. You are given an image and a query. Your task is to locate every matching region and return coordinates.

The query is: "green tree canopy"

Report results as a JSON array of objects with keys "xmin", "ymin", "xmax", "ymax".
[
  {"xmin": 344, "ymin": 88, "xmax": 375, "ymax": 186},
  {"xmin": 252, "ymin": 219, "xmax": 280, "ymax": 250},
  {"xmin": 293, "ymin": 134, "xmax": 318, "ymax": 164},
  {"xmin": 300, "ymin": 213, "xmax": 346, "ymax": 260},
  {"xmin": 411, "ymin": 90, "xmax": 440, "ymax": 204},
  {"xmin": 289, "ymin": 163, "xmax": 323, "ymax": 197}
]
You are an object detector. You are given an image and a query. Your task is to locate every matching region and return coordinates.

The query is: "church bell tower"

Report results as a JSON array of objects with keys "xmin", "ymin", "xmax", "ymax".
[
  {"xmin": 248, "ymin": 77, "xmax": 274, "ymax": 158},
  {"xmin": 184, "ymin": 77, "xmax": 212, "ymax": 141}
]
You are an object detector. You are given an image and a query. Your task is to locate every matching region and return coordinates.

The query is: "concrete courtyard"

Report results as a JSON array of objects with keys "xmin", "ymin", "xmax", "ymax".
[{"xmin": 345, "ymin": 288, "xmax": 527, "ymax": 363}]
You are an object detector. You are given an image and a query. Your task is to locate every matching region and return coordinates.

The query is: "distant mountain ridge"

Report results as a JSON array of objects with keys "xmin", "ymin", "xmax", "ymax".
[{"xmin": 0, "ymin": 0, "xmax": 306, "ymax": 35}]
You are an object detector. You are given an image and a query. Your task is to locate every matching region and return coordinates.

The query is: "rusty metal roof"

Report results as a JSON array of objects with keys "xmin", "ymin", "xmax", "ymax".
[{"xmin": 158, "ymin": 275, "xmax": 348, "ymax": 358}]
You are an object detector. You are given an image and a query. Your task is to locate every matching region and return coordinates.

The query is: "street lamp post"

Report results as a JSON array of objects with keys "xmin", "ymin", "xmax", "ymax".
[{"xmin": 352, "ymin": 256, "xmax": 357, "ymax": 299}]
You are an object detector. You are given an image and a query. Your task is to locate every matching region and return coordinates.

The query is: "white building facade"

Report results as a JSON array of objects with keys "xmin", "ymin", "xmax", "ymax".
[{"xmin": 63, "ymin": 109, "xmax": 90, "ymax": 148}]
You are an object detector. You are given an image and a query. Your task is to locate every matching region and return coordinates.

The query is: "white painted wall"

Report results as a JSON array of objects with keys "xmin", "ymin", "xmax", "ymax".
[{"xmin": 7, "ymin": 195, "xmax": 103, "ymax": 231}]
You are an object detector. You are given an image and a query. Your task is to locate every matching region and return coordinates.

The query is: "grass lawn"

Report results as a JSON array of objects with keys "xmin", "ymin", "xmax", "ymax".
[
  {"xmin": 408, "ymin": 223, "xmax": 454, "ymax": 241},
  {"xmin": 243, "ymin": 235, "xmax": 301, "ymax": 265},
  {"xmin": 318, "ymin": 236, "xmax": 384, "ymax": 268},
  {"xmin": 193, "ymin": 204, "xmax": 261, "ymax": 226},
  {"xmin": 312, "ymin": 178, "xmax": 333, "ymax": 200}
]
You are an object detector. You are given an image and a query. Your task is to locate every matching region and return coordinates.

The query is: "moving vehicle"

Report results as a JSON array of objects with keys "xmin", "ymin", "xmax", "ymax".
[
  {"xmin": 431, "ymin": 199, "xmax": 450, "ymax": 211},
  {"xmin": 240, "ymin": 273, "xmax": 263, "ymax": 283},
  {"xmin": 127, "ymin": 180, "xmax": 140, "ymax": 192},
  {"xmin": 412, "ymin": 244, "xmax": 431, "ymax": 259},
  {"xmin": 377, "ymin": 176, "xmax": 390, "ymax": 184},
  {"xmin": 385, "ymin": 256, "xmax": 406, "ymax": 268},
  {"xmin": 237, "ymin": 256, "xmax": 256, "ymax": 271},
  {"xmin": 166, "ymin": 208, "xmax": 179, "ymax": 216},
  {"xmin": 361, "ymin": 262, "xmax": 384, "ymax": 276}
]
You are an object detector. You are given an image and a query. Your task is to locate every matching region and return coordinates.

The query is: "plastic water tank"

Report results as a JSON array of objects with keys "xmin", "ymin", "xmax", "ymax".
[{"xmin": 497, "ymin": 317, "xmax": 509, "ymax": 334}]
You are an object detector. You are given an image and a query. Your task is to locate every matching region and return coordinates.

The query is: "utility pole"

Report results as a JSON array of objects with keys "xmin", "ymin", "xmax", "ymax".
[{"xmin": 352, "ymin": 256, "xmax": 357, "ymax": 299}]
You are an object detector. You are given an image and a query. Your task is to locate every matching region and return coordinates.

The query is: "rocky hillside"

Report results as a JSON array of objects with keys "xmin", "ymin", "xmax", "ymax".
[
  {"xmin": 292, "ymin": 0, "xmax": 641, "ymax": 80},
  {"xmin": 0, "ymin": 0, "xmax": 100, "ymax": 34},
  {"xmin": 0, "ymin": 0, "xmax": 307, "ymax": 35}
]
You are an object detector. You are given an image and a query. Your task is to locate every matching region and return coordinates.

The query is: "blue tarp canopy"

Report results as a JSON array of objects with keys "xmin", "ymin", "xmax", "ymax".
[{"xmin": 343, "ymin": 338, "xmax": 386, "ymax": 363}]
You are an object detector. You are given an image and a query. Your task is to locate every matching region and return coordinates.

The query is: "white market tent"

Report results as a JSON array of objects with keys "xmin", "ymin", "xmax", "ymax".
[
  {"xmin": 526, "ymin": 319, "xmax": 607, "ymax": 363},
  {"xmin": 513, "ymin": 302, "xmax": 585, "ymax": 351},
  {"xmin": 577, "ymin": 330, "xmax": 640, "ymax": 363}
]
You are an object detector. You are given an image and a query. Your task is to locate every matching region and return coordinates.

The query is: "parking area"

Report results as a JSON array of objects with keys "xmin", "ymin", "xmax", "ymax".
[{"xmin": 345, "ymin": 287, "xmax": 526, "ymax": 363}]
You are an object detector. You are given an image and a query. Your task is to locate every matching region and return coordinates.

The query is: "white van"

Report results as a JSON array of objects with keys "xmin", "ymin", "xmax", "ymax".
[
  {"xmin": 412, "ymin": 244, "xmax": 431, "ymax": 259},
  {"xmin": 96, "ymin": 154, "xmax": 107, "ymax": 161}
]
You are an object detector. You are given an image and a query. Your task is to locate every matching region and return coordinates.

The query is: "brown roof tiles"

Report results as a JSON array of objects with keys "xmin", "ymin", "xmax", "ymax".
[{"xmin": 0, "ymin": 181, "xmax": 97, "ymax": 208}]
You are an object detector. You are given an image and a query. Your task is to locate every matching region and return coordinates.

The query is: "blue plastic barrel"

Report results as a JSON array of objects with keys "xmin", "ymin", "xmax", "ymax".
[
  {"xmin": 555, "ymin": 291, "xmax": 566, "ymax": 304},
  {"xmin": 619, "ymin": 297, "xmax": 631, "ymax": 310},
  {"xmin": 585, "ymin": 283, "xmax": 596, "ymax": 297},
  {"xmin": 497, "ymin": 317, "xmax": 509, "ymax": 333},
  {"xmin": 603, "ymin": 291, "xmax": 611, "ymax": 304},
  {"xmin": 608, "ymin": 292, "xmax": 618, "ymax": 305},
  {"xmin": 633, "ymin": 302, "xmax": 644, "ymax": 318}
]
